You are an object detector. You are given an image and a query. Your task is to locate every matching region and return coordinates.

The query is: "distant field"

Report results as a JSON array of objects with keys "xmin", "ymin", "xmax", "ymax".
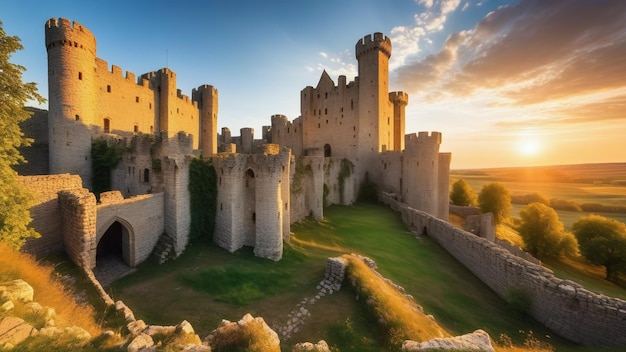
[{"xmin": 452, "ymin": 162, "xmax": 626, "ymax": 226}]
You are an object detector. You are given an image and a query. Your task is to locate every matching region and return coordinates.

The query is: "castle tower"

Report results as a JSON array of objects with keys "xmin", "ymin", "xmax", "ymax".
[
  {"xmin": 355, "ymin": 33, "xmax": 393, "ymax": 179},
  {"xmin": 45, "ymin": 18, "xmax": 97, "ymax": 187},
  {"xmin": 389, "ymin": 91, "xmax": 408, "ymax": 151},
  {"xmin": 156, "ymin": 68, "xmax": 177, "ymax": 135},
  {"xmin": 403, "ymin": 132, "xmax": 441, "ymax": 215},
  {"xmin": 192, "ymin": 84, "xmax": 218, "ymax": 157}
]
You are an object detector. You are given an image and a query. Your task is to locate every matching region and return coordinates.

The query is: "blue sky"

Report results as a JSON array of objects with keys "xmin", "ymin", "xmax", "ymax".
[{"xmin": 3, "ymin": 0, "xmax": 626, "ymax": 168}]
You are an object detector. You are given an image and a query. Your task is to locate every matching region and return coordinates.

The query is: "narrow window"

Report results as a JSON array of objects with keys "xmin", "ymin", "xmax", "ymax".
[
  {"xmin": 325, "ymin": 108, "xmax": 327, "ymax": 115},
  {"xmin": 325, "ymin": 92, "xmax": 328, "ymax": 99},
  {"xmin": 107, "ymin": 85, "xmax": 111, "ymax": 93},
  {"xmin": 134, "ymin": 125, "xmax": 139, "ymax": 133},
  {"xmin": 143, "ymin": 168, "xmax": 150, "ymax": 183},
  {"xmin": 135, "ymin": 96, "xmax": 139, "ymax": 103},
  {"xmin": 78, "ymin": 72, "xmax": 82, "ymax": 80},
  {"xmin": 75, "ymin": 115, "xmax": 80, "ymax": 121},
  {"xmin": 103, "ymin": 118, "xmax": 110, "ymax": 133}
]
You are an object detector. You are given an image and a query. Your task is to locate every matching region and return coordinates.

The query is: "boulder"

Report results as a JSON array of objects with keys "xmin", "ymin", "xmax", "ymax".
[
  {"xmin": 205, "ymin": 313, "xmax": 280, "ymax": 352},
  {"xmin": 0, "ymin": 316, "xmax": 36, "ymax": 349},
  {"xmin": 127, "ymin": 333, "xmax": 155, "ymax": 352},
  {"xmin": 292, "ymin": 340, "xmax": 331, "ymax": 351},
  {"xmin": 402, "ymin": 329, "xmax": 495, "ymax": 352},
  {"xmin": 0, "ymin": 280, "xmax": 34, "ymax": 303}
]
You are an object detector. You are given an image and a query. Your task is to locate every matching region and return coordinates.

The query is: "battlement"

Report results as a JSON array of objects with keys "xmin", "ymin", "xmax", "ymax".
[
  {"xmin": 355, "ymin": 32, "xmax": 392, "ymax": 60},
  {"xmin": 271, "ymin": 114, "xmax": 289, "ymax": 127},
  {"xmin": 45, "ymin": 18, "xmax": 96, "ymax": 55},
  {"xmin": 389, "ymin": 91, "xmax": 409, "ymax": 105},
  {"xmin": 405, "ymin": 131, "xmax": 442, "ymax": 146}
]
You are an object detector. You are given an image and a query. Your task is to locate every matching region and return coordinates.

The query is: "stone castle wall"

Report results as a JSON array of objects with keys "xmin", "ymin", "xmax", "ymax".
[
  {"xmin": 58, "ymin": 188, "xmax": 97, "ymax": 269},
  {"xmin": 96, "ymin": 192, "xmax": 165, "ymax": 267},
  {"xmin": 381, "ymin": 193, "xmax": 626, "ymax": 348},
  {"xmin": 17, "ymin": 174, "xmax": 83, "ymax": 256}
]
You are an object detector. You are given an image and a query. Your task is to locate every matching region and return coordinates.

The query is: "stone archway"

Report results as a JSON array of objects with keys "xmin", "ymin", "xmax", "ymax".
[{"xmin": 94, "ymin": 218, "xmax": 135, "ymax": 284}]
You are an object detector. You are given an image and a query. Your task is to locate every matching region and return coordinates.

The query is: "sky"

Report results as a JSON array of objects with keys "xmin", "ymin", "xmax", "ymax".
[{"xmin": 3, "ymin": 0, "xmax": 625, "ymax": 169}]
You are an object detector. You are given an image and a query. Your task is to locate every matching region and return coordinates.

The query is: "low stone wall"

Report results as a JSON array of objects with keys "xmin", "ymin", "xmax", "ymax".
[
  {"xmin": 449, "ymin": 204, "xmax": 481, "ymax": 218},
  {"xmin": 381, "ymin": 193, "xmax": 626, "ymax": 347},
  {"xmin": 17, "ymin": 174, "xmax": 83, "ymax": 256}
]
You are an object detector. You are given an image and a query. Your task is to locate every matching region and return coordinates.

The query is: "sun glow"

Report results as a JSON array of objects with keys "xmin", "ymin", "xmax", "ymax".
[{"xmin": 517, "ymin": 131, "xmax": 542, "ymax": 156}]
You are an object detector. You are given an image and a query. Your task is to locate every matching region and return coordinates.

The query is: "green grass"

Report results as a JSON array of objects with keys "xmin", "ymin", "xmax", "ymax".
[{"xmin": 111, "ymin": 203, "xmax": 584, "ymax": 351}]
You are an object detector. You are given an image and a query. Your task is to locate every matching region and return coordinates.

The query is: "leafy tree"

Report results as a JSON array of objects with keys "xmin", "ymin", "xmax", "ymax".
[
  {"xmin": 572, "ymin": 215, "xmax": 626, "ymax": 282},
  {"xmin": 478, "ymin": 182, "xmax": 511, "ymax": 225},
  {"xmin": 450, "ymin": 179, "xmax": 477, "ymax": 206},
  {"xmin": 0, "ymin": 21, "xmax": 45, "ymax": 249},
  {"xmin": 518, "ymin": 202, "xmax": 578, "ymax": 259}
]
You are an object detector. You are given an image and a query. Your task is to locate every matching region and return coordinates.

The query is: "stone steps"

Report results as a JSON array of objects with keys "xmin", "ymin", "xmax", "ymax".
[{"xmin": 151, "ymin": 234, "xmax": 176, "ymax": 264}]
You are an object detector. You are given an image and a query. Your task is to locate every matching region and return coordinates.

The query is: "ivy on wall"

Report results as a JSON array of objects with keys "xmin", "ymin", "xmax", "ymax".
[
  {"xmin": 91, "ymin": 137, "xmax": 127, "ymax": 198},
  {"xmin": 338, "ymin": 158, "xmax": 354, "ymax": 204},
  {"xmin": 188, "ymin": 157, "xmax": 217, "ymax": 241},
  {"xmin": 291, "ymin": 156, "xmax": 312, "ymax": 195}
]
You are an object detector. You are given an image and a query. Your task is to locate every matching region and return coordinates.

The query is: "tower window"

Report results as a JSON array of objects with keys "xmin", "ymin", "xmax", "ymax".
[
  {"xmin": 103, "ymin": 118, "xmax": 110, "ymax": 133},
  {"xmin": 134, "ymin": 125, "xmax": 139, "ymax": 133},
  {"xmin": 107, "ymin": 85, "xmax": 111, "ymax": 93},
  {"xmin": 78, "ymin": 72, "xmax": 82, "ymax": 80},
  {"xmin": 136, "ymin": 96, "xmax": 139, "ymax": 103},
  {"xmin": 325, "ymin": 108, "xmax": 327, "ymax": 115},
  {"xmin": 75, "ymin": 115, "xmax": 80, "ymax": 121},
  {"xmin": 143, "ymin": 168, "xmax": 150, "ymax": 183}
]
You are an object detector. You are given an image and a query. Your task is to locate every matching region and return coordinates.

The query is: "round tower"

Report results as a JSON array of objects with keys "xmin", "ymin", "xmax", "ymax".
[
  {"xmin": 193, "ymin": 84, "xmax": 219, "ymax": 157},
  {"xmin": 45, "ymin": 18, "xmax": 97, "ymax": 187},
  {"xmin": 389, "ymin": 91, "xmax": 408, "ymax": 151},
  {"xmin": 402, "ymin": 132, "xmax": 441, "ymax": 216},
  {"xmin": 355, "ymin": 33, "xmax": 393, "ymax": 180}
]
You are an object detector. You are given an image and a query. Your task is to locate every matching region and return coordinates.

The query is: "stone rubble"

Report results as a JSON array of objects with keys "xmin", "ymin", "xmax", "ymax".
[
  {"xmin": 402, "ymin": 329, "xmax": 495, "ymax": 352},
  {"xmin": 272, "ymin": 257, "xmax": 346, "ymax": 341}
]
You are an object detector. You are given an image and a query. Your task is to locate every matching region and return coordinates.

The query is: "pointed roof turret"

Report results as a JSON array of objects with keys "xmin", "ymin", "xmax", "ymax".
[{"xmin": 316, "ymin": 70, "xmax": 335, "ymax": 90}]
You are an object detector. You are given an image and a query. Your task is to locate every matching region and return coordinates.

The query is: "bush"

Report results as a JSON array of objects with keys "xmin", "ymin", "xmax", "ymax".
[
  {"xmin": 518, "ymin": 203, "xmax": 577, "ymax": 259},
  {"xmin": 549, "ymin": 198, "xmax": 582, "ymax": 212},
  {"xmin": 450, "ymin": 179, "xmax": 477, "ymax": 206},
  {"xmin": 478, "ymin": 183, "xmax": 511, "ymax": 225},
  {"xmin": 510, "ymin": 192, "xmax": 550, "ymax": 206}
]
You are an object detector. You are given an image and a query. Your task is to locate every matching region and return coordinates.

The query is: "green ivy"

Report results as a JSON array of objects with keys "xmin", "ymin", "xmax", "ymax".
[
  {"xmin": 91, "ymin": 137, "xmax": 127, "ymax": 198},
  {"xmin": 291, "ymin": 156, "xmax": 312, "ymax": 195},
  {"xmin": 188, "ymin": 158, "xmax": 217, "ymax": 241},
  {"xmin": 338, "ymin": 158, "xmax": 354, "ymax": 204}
]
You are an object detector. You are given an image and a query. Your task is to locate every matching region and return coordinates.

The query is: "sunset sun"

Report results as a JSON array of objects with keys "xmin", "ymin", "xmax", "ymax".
[{"xmin": 517, "ymin": 132, "xmax": 542, "ymax": 156}]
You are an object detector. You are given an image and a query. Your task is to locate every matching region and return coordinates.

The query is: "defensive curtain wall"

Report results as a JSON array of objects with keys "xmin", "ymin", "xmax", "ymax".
[
  {"xmin": 18, "ymin": 155, "xmax": 190, "ymax": 270},
  {"xmin": 381, "ymin": 193, "xmax": 626, "ymax": 348}
]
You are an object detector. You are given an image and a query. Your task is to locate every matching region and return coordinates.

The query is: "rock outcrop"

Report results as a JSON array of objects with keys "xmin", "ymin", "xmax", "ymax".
[{"xmin": 402, "ymin": 329, "xmax": 495, "ymax": 352}]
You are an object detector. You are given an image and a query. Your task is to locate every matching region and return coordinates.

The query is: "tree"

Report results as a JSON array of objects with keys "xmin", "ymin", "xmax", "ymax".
[
  {"xmin": 450, "ymin": 179, "xmax": 477, "ymax": 206},
  {"xmin": 572, "ymin": 215, "xmax": 626, "ymax": 282},
  {"xmin": 518, "ymin": 202, "xmax": 578, "ymax": 259},
  {"xmin": 478, "ymin": 182, "xmax": 511, "ymax": 225},
  {"xmin": 0, "ymin": 21, "xmax": 45, "ymax": 249}
]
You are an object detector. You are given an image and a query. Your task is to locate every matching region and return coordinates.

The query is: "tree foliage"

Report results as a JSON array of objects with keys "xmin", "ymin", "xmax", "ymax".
[
  {"xmin": 188, "ymin": 157, "xmax": 217, "ymax": 241},
  {"xmin": 477, "ymin": 182, "xmax": 511, "ymax": 225},
  {"xmin": 0, "ymin": 21, "xmax": 45, "ymax": 249},
  {"xmin": 572, "ymin": 215, "xmax": 626, "ymax": 282},
  {"xmin": 518, "ymin": 202, "xmax": 578, "ymax": 259},
  {"xmin": 450, "ymin": 179, "xmax": 477, "ymax": 206}
]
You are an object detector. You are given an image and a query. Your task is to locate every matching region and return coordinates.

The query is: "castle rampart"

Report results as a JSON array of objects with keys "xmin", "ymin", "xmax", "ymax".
[
  {"xmin": 381, "ymin": 193, "xmax": 626, "ymax": 348},
  {"xmin": 355, "ymin": 32, "xmax": 392, "ymax": 60}
]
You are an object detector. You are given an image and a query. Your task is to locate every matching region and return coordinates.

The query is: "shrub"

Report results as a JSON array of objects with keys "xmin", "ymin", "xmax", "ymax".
[
  {"xmin": 510, "ymin": 192, "xmax": 549, "ymax": 206},
  {"xmin": 450, "ymin": 179, "xmax": 477, "ymax": 206},
  {"xmin": 549, "ymin": 198, "xmax": 581, "ymax": 212},
  {"xmin": 478, "ymin": 183, "xmax": 511, "ymax": 225}
]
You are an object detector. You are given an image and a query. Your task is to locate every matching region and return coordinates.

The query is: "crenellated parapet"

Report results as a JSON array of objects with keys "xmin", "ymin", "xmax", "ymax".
[
  {"xmin": 45, "ymin": 18, "xmax": 96, "ymax": 56},
  {"xmin": 389, "ymin": 91, "xmax": 409, "ymax": 106},
  {"xmin": 355, "ymin": 32, "xmax": 392, "ymax": 60}
]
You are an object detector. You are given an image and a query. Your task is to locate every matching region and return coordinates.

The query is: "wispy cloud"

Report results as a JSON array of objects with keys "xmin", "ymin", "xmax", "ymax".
[
  {"xmin": 395, "ymin": 0, "xmax": 626, "ymax": 121},
  {"xmin": 389, "ymin": 0, "xmax": 463, "ymax": 70},
  {"xmin": 305, "ymin": 49, "xmax": 357, "ymax": 82}
]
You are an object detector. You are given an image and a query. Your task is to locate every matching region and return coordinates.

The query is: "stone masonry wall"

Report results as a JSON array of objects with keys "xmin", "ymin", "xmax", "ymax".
[
  {"xmin": 17, "ymin": 174, "xmax": 83, "ymax": 256},
  {"xmin": 58, "ymin": 189, "xmax": 97, "ymax": 269},
  {"xmin": 380, "ymin": 193, "xmax": 626, "ymax": 347},
  {"xmin": 96, "ymin": 193, "xmax": 165, "ymax": 267}
]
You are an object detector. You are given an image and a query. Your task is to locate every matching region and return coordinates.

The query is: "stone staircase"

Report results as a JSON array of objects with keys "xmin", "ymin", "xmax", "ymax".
[{"xmin": 152, "ymin": 234, "xmax": 177, "ymax": 264}]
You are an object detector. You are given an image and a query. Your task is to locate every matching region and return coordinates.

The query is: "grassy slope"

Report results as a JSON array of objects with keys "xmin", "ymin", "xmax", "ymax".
[{"xmin": 112, "ymin": 203, "xmax": 583, "ymax": 351}]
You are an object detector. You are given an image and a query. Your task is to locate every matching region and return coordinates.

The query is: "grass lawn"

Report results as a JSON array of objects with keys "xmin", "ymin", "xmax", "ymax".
[{"xmin": 111, "ymin": 203, "xmax": 593, "ymax": 351}]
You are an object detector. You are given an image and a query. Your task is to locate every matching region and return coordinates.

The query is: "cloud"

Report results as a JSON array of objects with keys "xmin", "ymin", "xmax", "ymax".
[
  {"xmin": 307, "ymin": 49, "xmax": 357, "ymax": 81},
  {"xmin": 389, "ymin": 0, "xmax": 463, "ymax": 69},
  {"xmin": 395, "ymin": 0, "xmax": 626, "ymax": 119}
]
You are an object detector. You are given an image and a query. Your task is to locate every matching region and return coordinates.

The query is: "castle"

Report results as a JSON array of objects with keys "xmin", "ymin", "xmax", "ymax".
[{"xmin": 17, "ymin": 18, "xmax": 449, "ymax": 268}]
